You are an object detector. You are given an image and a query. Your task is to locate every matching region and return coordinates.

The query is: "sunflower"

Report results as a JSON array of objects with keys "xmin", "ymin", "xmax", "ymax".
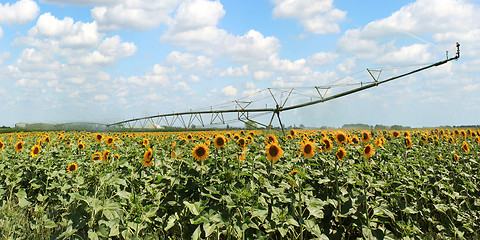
[
  {"xmin": 475, "ymin": 136, "xmax": 480, "ymax": 144},
  {"xmin": 78, "ymin": 142, "xmax": 86, "ymax": 150},
  {"xmin": 44, "ymin": 136, "xmax": 50, "ymax": 143},
  {"xmin": 403, "ymin": 131, "xmax": 410, "ymax": 138},
  {"xmin": 335, "ymin": 131, "xmax": 348, "ymax": 145},
  {"xmin": 448, "ymin": 136, "xmax": 455, "ymax": 143},
  {"xmin": 462, "ymin": 141, "xmax": 470, "ymax": 153},
  {"xmin": 30, "ymin": 145, "xmax": 41, "ymax": 157},
  {"xmin": 301, "ymin": 142, "xmax": 315, "ymax": 158},
  {"xmin": 350, "ymin": 135, "xmax": 359, "ymax": 145},
  {"xmin": 92, "ymin": 152, "xmax": 102, "ymax": 161},
  {"xmin": 142, "ymin": 138, "xmax": 149, "ymax": 147},
  {"xmin": 321, "ymin": 137, "xmax": 333, "ymax": 152},
  {"xmin": 361, "ymin": 131, "xmax": 371, "ymax": 143},
  {"xmin": 289, "ymin": 169, "xmax": 298, "ymax": 175},
  {"xmin": 404, "ymin": 137, "xmax": 413, "ymax": 148},
  {"xmin": 106, "ymin": 137, "xmax": 114, "ymax": 146},
  {"xmin": 363, "ymin": 144, "xmax": 374, "ymax": 158},
  {"xmin": 453, "ymin": 129, "xmax": 460, "ymax": 137},
  {"xmin": 265, "ymin": 143, "xmax": 283, "ymax": 163},
  {"xmin": 237, "ymin": 138, "xmax": 247, "ymax": 149},
  {"xmin": 192, "ymin": 143, "xmax": 209, "ymax": 162},
  {"xmin": 94, "ymin": 134, "xmax": 103, "ymax": 142},
  {"xmin": 289, "ymin": 129, "xmax": 296, "ymax": 137},
  {"xmin": 67, "ymin": 163, "xmax": 78, "ymax": 172},
  {"xmin": 143, "ymin": 148, "xmax": 153, "ymax": 167},
  {"xmin": 103, "ymin": 150, "xmax": 111, "ymax": 161},
  {"xmin": 336, "ymin": 148, "xmax": 346, "ymax": 161},
  {"xmin": 266, "ymin": 135, "xmax": 278, "ymax": 144},
  {"xmin": 453, "ymin": 154, "xmax": 459, "ymax": 162},
  {"xmin": 0, "ymin": 140, "xmax": 4, "ymax": 151},
  {"xmin": 15, "ymin": 141, "xmax": 24, "ymax": 153},
  {"xmin": 214, "ymin": 136, "xmax": 226, "ymax": 149},
  {"xmin": 391, "ymin": 131, "xmax": 400, "ymax": 138}
]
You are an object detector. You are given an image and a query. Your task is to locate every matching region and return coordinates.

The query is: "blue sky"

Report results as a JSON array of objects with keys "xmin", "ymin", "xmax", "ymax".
[{"xmin": 0, "ymin": 0, "xmax": 479, "ymax": 128}]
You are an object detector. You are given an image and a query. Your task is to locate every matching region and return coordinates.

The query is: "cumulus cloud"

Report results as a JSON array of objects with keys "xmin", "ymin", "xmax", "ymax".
[
  {"xmin": 16, "ymin": 48, "xmax": 60, "ymax": 71},
  {"xmin": 253, "ymin": 71, "xmax": 274, "ymax": 81},
  {"xmin": 95, "ymin": 94, "xmax": 108, "ymax": 100},
  {"xmin": 306, "ymin": 52, "xmax": 339, "ymax": 66},
  {"xmin": 220, "ymin": 65, "xmax": 249, "ymax": 77},
  {"xmin": 165, "ymin": 51, "xmax": 213, "ymax": 71},
  {"xmin": 98, "ymin": 35, "xmax": 137, "ymax": 57},
  {"xmin": 272, "ymin": 0, "xmax": 346, "ymax": 34},
  {"xmin": 338, "ymin": 0, "xmax": 479, "ymax": 60},
  {"xmin": 40, "ymin": 0, "xmax": 118, "ymax": 5},
  {"xmin": 91, "ymin": 0, "xmax": 180, "ymax": 31},
  {"xmin": 0, "ymin": 0, "xmax": 39, "ymax": 24},
  {"xmin": 221, "ymin": 85, "xmax": 237, "ymax": 97},
  {"xmin": 28, "ymin": 13, "xmax": 102, "ymax": 49},
  {"xmin": 161, "ymin": 0, "xmax": 280, "ymax": 62}
]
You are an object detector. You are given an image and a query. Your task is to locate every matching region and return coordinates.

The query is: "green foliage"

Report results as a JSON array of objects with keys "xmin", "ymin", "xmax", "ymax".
[{"xmin": 0, "ymin": 129, "xmax": 479, "ymax": 239}]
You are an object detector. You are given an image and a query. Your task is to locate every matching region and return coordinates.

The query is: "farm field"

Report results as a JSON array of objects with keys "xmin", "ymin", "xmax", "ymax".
[{"xmin": 0, "ymin": 129, "xmax": 479, "ymax": 239}]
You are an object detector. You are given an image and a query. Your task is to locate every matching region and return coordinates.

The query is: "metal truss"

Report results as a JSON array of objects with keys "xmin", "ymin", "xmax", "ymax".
[{"xmin": 107, "ymin": 43, "xmax": 460, "ymax": 132}]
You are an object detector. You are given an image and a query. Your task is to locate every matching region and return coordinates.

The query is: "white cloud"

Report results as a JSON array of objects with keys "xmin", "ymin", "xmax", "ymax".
[
  {"xmin": 221, "ymin": 85, "xmax": 237, "ymax": 97},
  {"xmin": 0, "ymin": 0, "xmax": 39, "ymax": 24},
  {"xmin": 145, "ymin": 93, "xmax": 165, "ymax": 101},
  {"xmin": 188, "ymin": 75, "xmax": 200, "ymax": 82},
  {"xmin": 171, "ymin": 0, "xmax": 224, "ymax": 32},
  {"xmin": 91, "ymin": 0, "xmax": 180, "ymax": 31},
  {"xmin": 67, "ymin": 77, "xmax": 85, "ymax": 84},
  {"xmin": 336, "ymin": 57, "xmax": 356, "ymax": 74},
  {"xmin": 40, "ymin": 0, "xmax": 118, "ymax": 5},
  {"xmin": 174, "ymin": 81, "xmax": 191, "ymax": 92},
  {"xmin": 306, "ymin": 52, "xmax": 338, "ymax": 66},
  {"xmin": 220, "ymin": 65, "xmax": 249, "ymax": 77},
  {"xmin": 29, "ymin": 13, "xmax": 102, "ymax": 49},
  {"xmin": 165, "ymin": 51, "xmax": 213, "ymax": 71},
  {"xmin": 98, "ymin": 35, "xmax": 137, "ymax": 57},
  {"xmin": 15, "ymin": 78, "xmax": 41, "ymax": 88},
  {"xmin": 95, "ymin": 94, "xmax": 108, "ymax": 100},
  {"xmin": 0, "ymin": 51, "xmax": 10, "ymax": 65},
  {"xmin": 253, "ymin": 71, "xmax": 274, "ymax": 81},
  {"xmin": 338, "ymin": 0, "xmax": 479, "ymax": 61},
  {"xmin": 272, "ymin": 0, "xmax": 346, "ymax": 34},
  {"xmin": 376, "ymin": 44, "xmax": 433, "ymax": 64},
  {"xmin": 16, "ymin": 48, "xmax": 60, "ymax": 71},
  {"xmin": 462, "ymin": 84, "xmax": 479, "ymax": 92},
  {"xmin": 161, "ymin": 0, "xmax": 280, "ymax": 62},
  {"xmin": 0, "ymin": 27, "xmax": 3, "ymax": 41}
]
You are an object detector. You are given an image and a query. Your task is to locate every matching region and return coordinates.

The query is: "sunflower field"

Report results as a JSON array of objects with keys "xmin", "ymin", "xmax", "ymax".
[{"xmin": 0, "ymin": 128, "xmax": 479, "ymax": 239}]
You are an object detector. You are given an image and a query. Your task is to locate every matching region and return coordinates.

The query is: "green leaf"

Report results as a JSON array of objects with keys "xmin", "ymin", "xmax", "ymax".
[
  {"xmin": 192, "ymin": 225, "xmax": 201, "ymax": 240},
  {"xmin": 165, "ymin": 213, "xmax": 178, "ymax": 231},
  {"xmin": 88, "ymin": 229, "xmax": 99, "ymax": 240},
  {"xmin": 278, "ymin": 227, "xmax": 287, "ymax": 238},
  {"xmin": 307, "ymin": 206, "xmax": 324, "ymax": 219},
  {"xmin": 16, "ymin": 189, "xmax": 31, "ymax": 207},
  {"xmin": 184, "ymin": 201, "xmax": 200, "ymax": 216},
  {"xmin": 44, "ymin": 219, "xmax": 57, "ymax": 229},
  {"xmin": 109, "ymin": 224, "xmax": 120, "ymax": 237},
  {"xmin": 251, "ymin": 209, "xmax": 268, "ymax": 222},
  {"xmin": 203, "ymin": 222, "xmax": 215, "ymax": 238},
  {"xmin": 116, "ymin": 191, "xmax": 131, "ymax": 200}
]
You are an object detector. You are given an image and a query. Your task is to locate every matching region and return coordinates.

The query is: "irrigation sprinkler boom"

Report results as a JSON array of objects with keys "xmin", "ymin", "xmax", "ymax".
[{"xmin": 107, "ymin": 43, "xmax": 460, "ymax": 131}]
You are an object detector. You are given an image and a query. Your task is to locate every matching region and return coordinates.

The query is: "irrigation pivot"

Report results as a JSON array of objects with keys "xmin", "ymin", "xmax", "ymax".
[{"xmin": 107, "ymin": 43, "xmax": 460, "ymax": 131}]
